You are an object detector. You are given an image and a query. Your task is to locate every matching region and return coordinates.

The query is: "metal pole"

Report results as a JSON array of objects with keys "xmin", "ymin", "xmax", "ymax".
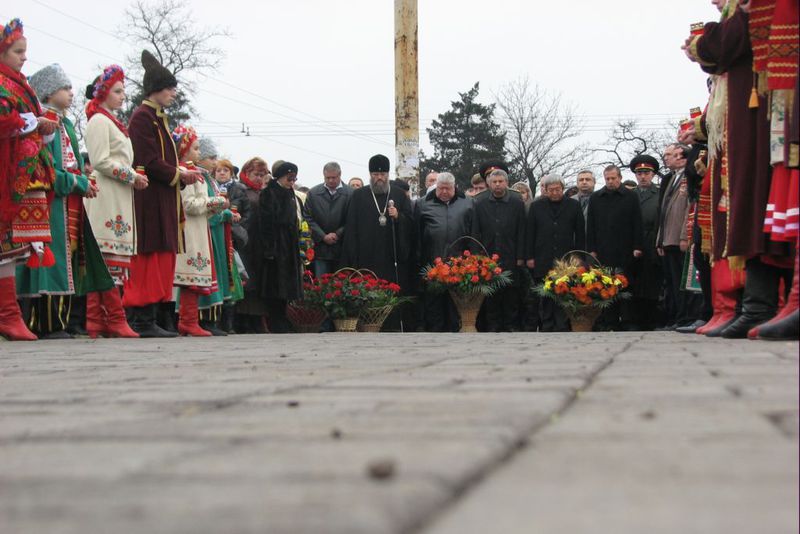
[{"xmin": 394, "ymin": 0, "xmax": 420, "ymax": 197}]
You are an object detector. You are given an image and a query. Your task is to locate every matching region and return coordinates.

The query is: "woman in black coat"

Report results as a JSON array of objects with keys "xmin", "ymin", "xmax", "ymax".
[{"xmin": 251, "ymin": 162, "xmax": 302, "ymax": 332}]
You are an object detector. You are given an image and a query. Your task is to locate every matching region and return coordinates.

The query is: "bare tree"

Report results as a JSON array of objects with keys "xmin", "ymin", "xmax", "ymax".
[
  {"xmin": 67, "ymin": 91, "xmax": 88, "ymax": 147},
  {"xmin": 118, "ymin": 0, "xmax": 230, "ymax": 125},
  {"xmin": 495, "ymin": 76, "xmax": 591, "ymax": 188},
  {"xmin": 592, "ymin": 118, "xmax": 676, "ymax": 179}
]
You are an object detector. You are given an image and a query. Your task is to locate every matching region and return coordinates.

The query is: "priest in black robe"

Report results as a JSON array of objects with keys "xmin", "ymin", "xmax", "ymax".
[{"xmin": 340, "ymin": 155, "xmax": 415, "ymax": 329}]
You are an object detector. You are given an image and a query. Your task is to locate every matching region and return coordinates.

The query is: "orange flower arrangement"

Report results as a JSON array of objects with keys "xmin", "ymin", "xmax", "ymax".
[
  {"xmin": 422, "ymin": 250, "xmax": 512, "ymax": 296},
  {"xmin": 537, "ymin": 258, "xmax": 629, "ymax": 312}
]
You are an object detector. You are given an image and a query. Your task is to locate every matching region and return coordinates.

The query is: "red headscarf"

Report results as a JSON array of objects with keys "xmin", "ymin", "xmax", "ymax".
[{"xmin": 85, "ymin": 65, "xmax": 128, "ymax": 136}]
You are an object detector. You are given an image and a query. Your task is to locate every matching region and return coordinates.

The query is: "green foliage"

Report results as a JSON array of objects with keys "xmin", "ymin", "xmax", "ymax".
[{"xmin": 421, "ymin": 82, "xmax": 506, "ymax": 191}]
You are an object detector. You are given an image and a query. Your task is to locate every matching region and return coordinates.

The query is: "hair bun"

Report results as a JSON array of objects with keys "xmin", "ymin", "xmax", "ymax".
[{"xmin": 85, "ymin": 76, "xmax": 100, "ymax": 100}]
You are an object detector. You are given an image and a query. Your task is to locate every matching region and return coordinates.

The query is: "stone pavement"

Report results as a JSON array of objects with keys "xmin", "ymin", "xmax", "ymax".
[{"xmin": 0, "ymin": 333, "xmax": 797, "ymax": 534}]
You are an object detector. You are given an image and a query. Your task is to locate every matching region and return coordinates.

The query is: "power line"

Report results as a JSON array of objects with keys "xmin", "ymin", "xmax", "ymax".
[{"xmin": 20, "ymin": 0, "xmax": 392, "ymax": 148}]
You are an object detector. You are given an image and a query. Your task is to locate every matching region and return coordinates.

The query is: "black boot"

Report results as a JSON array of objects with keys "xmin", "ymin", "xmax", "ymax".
[
  {"xmin": 220, "ymin": 304, "xmax": 235, "ymax": 334},
  {"xmin": 705, "ymin": 315, "xmax": 739, "ymax": 337},
  {"xmin": 133, "ymin": 304, "xmax": 177, "ymax": 338},
  {"xmin": 66, "ymin": 295, "xmax": 88, "ymax": 336},
  {"xmin": 200, "ymin": 306, "xmax": 228, "ymax": 336},
  {"xmin": 721, "ymin": 259, "xmax": 780, "ymax": 339},
  {"xmin": 157, "ymin": 302, "xmax": 177, "ymax": 333},
  {"xmin": 758, "ymin": 310, "xmax": 799, "ymax": 341}
]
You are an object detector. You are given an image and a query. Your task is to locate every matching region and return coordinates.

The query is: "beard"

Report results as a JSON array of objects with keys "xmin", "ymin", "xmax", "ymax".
[{"xmin": 371, "ymin": 180, "xmax": 389, "ymax": 195}]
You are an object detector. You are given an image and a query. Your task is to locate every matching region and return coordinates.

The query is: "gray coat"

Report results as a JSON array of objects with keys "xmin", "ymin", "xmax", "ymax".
[
  {"xmin": 656, "ymin": 170, "xmax": 690, "ymax": 248},
  {"xmin": 302, "ymin": 183, "xmax": 352, "ymax": 261},
  {"xmin": 415, "ymin": 190, "xmax": 474, "ymax": 264}
]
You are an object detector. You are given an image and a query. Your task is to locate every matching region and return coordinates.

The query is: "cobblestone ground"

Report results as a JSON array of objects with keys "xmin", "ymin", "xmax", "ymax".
[{"xmin": 0, "ymin": 333, "xmax": 797, "ymax": 534}]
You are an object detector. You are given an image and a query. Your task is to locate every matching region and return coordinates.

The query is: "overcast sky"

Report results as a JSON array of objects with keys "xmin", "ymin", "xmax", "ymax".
[{"xmin": 6, "ymin": 0, "xmax": 721, "ymax": 186}]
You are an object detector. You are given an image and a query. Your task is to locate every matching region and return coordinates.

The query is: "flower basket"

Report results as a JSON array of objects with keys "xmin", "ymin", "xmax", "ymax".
[
  {"xmin": 565, "ymin": 306, "xmax": 602, "ymax": 332},
  {"xmin": 535, "ymin": 251, "xmax": 630, "ymax": 331},
  {"xmin": 333, "ymin": 317, "xmax": 359, "ymax": 333},
  {"xmin": 449, "ymin": 291, "xmax": 485, "ymax": 333},
  {"xmin": 358, "ymin": 305, "xmax": 395, "ymax": 332},
  {"xmin": 286, "ymin": 301, "xmax": 327, "ymax": 333},
  {"xmin": 301, "ymin": 268, "xmax": 410, "ymax": 333}
]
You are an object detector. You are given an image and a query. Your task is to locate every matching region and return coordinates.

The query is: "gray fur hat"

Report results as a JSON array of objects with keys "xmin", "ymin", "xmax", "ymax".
[
  {"xmin": 198, "ymin": 137, "xmax": 218, "ymax": 160},
  {"xmin": 28, "ymin": 63, "xmax": 71, "ymax": 102}
]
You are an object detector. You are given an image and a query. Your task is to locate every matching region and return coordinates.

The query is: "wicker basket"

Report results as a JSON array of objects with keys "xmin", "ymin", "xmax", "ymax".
[
  {"xmin": 358, "ymin": 305, "xmax": 394, "ymax": 332},
  {"xmin": 286, "ymin": 302, "xmax": 327, "ymax": 333},
  {"xmin": 565, "ymin": 306, "xmax": 602, "ymax": 332},
  {"xmin": 333, "ymin": 317, "xmax": 359, "ymax": 333},
  {"xmin": 449, "ymin": 291, "xmax": 485, "ymax": 333}
]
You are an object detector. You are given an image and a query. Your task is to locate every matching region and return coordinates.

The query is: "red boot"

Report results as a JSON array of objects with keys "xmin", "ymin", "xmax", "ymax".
[
  {"xmin": 178, "ymin": 290, "xmax": 211, "ymax": 337},
  {"xmin": 86, "ymin": 291, "xmax": 107, "ymax": 339},
  {"xmin": 101, "ymin": 287, "xmax": 139, "ymax": 338},
  {"xmin": 697, "ymin": 260, "xmax": 742, "ymax": 335},
  {"xmin": 0, "ymin": 276, "xmax": 37, "ymax": 341}
]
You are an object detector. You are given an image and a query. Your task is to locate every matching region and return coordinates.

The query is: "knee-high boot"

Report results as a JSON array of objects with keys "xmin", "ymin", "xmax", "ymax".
[
  {"xmin": 0, "ymin": 276, "xmax": 37, "ymax": 341},
  {"xmin": 750, "ymin": 240, "xmax": 799, "ymax": 339},
  {"xmin": 698, "ymin": 259, "xmax": 742, "ymax": 336},
  {"xmin": 101, "ymin": 287, "xmax": 139, "ymax": 338},
  {"xmin": 178, "ymin": 290, "xmax": 211, "ymax": 337},
  {"xmin": 86, "ymin": 291, "xmax": 107, "ymax": 339},
  {"xmin": 721, "ymin": 258, "xmax": 781, "ymax": 339}
]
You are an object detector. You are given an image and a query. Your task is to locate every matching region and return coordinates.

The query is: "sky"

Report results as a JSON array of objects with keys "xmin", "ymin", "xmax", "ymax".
[{"xmin": 5, "ymin": 0, "xmax": 722, "ymax": 187}]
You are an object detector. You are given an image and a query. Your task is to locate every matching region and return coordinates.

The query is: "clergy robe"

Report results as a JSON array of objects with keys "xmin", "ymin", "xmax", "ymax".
[{"xmin": 340, "ymin": 184, "xmax": 414, "ymax": 289}]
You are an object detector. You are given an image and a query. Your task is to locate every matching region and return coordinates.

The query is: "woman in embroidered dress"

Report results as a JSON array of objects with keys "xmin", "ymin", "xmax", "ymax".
[
  {"xmin": 83, "ymin": 65, "xmax": 148, "ymax": 338},
  {"xmin": 171, "ymin": 125, "xmax": 228, "ymax": 336},
  {"xmin": 16, "ymin": 63, "xmax": 117, "ymax": 340},
  {"xmin": 198, "ymin": 160, "xmax": 243, "ymax": 334},
  {"xmin": 0, "ymin": 19, "xmax": 58, "ymax": 341}
]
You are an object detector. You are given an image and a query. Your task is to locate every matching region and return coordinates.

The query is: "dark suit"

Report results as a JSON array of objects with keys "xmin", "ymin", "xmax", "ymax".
[
  {"xmin": 473, "ymin": 190, "xmax": 526, "ymax": 331},
  {"xmin": 525, "ymin": 197, "xmax": 585, "ymax": 331}
]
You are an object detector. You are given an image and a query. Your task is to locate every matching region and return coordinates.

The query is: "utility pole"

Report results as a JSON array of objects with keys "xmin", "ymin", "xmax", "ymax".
[{"xmin": 394, "ymin": 0, "xmax": 419, "ymax": 195}]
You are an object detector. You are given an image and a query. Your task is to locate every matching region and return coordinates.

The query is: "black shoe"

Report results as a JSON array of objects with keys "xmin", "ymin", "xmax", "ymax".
[
  {"xmin": 250, "ymin": 315, "xmax": 268, "ymax": 334},
  {"xmin": 654, "ymin": 324, "xmax": 677, "ymax": 332},
  {"xmin": 200, "ymin": 320, "xmax": 228, "ymax": 337},
  {"xmin": 66, "ymin": 324, "xmax": 88, "ymax": 337},
  {"xmin": 220, "ymin": 305, "xmax": 235, "ymax": 334},
  {"xmin": 721, "ymin": 313, "xmax": 774, "ymax": 339},
  {"xmin": 133, "ymin": 305, "xmax": 177, "ymax": 338},
  {"xmin": 675, "ymin": 320, "xmax": 706, "ymax": 334},
  {"xmin": 157, "ymin": 302, "xmax": 177, "ymax": 333},
  {"xmin": 758, "ymin": 310, "xmax": 799, "ymax": 341},
  {"xmin": 42, "ymin": 330, "xmax": 74, "ymax": 340},
  {"xmin": 705, "ymin": 315, "xmax": 739, "ymax": 337},
  {"xmin": 135, "ymin": 322, "xmax": 178, "ymax": 338}
]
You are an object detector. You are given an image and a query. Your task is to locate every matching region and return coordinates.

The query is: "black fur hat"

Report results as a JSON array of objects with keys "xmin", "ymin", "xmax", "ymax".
[{"xmin": 141, "ymin": 50, "xmax": 177, "ymax": 96}]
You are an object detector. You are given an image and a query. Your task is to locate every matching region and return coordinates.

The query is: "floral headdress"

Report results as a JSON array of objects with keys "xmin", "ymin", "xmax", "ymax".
[
  {"xmin": 172, "ymin": 125, "xmax": 198, "ymax": 161},
  {"xmin": 0, "ymin": 18, "xmax": 24, "ymax": 54},
  {"xmin": 92, "ymin": 65, "xmax": 125, "ymax": 102}
]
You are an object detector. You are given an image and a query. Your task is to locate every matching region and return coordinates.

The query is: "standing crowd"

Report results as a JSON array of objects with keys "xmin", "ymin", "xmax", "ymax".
[{"xmin": 0, "ymin": 4, "xmax": 797, "ymax": 341}]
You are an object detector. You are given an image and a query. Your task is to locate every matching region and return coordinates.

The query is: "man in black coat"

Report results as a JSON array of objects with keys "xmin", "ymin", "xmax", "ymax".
[
  {"xmin": 415, "ymin": 172, "xmax": 473, "ymax": 331},
  {"xmin": 303, "ymin": 161, "xmax": 352, "ymax": 278},
  {"xmin": 472, "ymin": 168, "xmax": 526, "ymax": 332},
  {"xmin": 525, "ymin": 174, "xmax": 585, "ymax": 331},
  {"xmin": 586, "ymin": 164, "xmax": 644, "ymax": 330},
  {"xmin": 341, "ymin": 154, "xmax": 414, "ymax": 330}
]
